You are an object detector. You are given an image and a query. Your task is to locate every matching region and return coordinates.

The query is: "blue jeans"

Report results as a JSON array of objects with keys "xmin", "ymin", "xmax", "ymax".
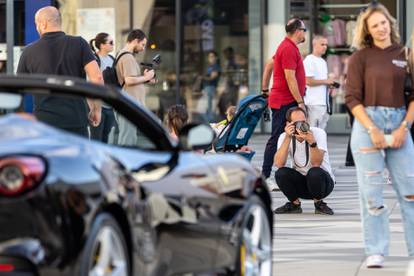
[
  {"xmin": 204, "ymin": 85, "xmax": 216, "ymax": 120},
  {"xmin": 351, "ymin": 106, "xmax": 414, "ymax": 256}
]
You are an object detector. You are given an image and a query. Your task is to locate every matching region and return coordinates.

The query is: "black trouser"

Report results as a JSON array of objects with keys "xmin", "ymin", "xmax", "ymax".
[
  {"xmin": 90, "ymin": 107, "xmax": 116, "ymax": 143},
  {"xmin": 345, "ymin": 107, "xmax": 354, "ymax": 166},
  {"xmin": 262, "ymin": 101, "xmax": 297, "ymax": 178},
  {"xmin": 275, "ymin": 167, "xmax": 334, "ymax": 202}
]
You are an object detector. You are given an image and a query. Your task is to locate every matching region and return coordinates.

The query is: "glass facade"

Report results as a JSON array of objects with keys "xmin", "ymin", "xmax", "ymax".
[
  {"xmin": 144, "ymin": 0, "xmax": 262, "ymax": 123},
  {"xmin": 61, "ymin": 0, "xmax": 264, "ymax": 123},
  {"xmin": 6, "ymin": 0, "xmax": 413, "ymax": 132}
]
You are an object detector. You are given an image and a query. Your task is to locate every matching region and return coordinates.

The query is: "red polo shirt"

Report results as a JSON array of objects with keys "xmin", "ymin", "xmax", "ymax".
[{"xmin": 269, "ymin": 37, "xmax": 306, "ymax": 109}]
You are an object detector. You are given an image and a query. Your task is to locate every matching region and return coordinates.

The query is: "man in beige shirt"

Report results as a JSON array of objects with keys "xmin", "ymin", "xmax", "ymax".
[{"xmin": 115, "ymin": 29, "xmax": 155, "ymax": 146}]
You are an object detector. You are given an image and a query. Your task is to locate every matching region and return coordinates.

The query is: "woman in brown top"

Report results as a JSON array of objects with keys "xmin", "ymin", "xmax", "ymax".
[{"xmin": 345, "ymin": 3, "xmax": 414, "ymax": 268}]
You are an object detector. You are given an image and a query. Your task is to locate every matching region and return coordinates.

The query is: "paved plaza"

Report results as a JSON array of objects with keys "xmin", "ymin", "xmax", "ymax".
[{"xmin": 249, "ymin": 134, "xmax": 414, "ymax": 276}]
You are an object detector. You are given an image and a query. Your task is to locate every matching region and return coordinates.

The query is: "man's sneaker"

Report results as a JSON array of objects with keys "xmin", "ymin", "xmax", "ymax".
[
  {"xmin": 274, "ymin": 202, "xmax": 302, "ymax": 214},
  {"xmin": 314, "ymin": 200, "xmax": 334, "ymax": 215},
  {"xmin": 366, "ymin": 255, "xmax": 384, "ymax": 268}
]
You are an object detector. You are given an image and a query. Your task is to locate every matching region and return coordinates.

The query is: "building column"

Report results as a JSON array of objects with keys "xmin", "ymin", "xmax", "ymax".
[
  {"xmin": 407, "ymin": 1, "xmax": 414, "ymax": 46},
  {"xmin": 262, "ymin": 0, "xmax": 286, "ymax": 132}
]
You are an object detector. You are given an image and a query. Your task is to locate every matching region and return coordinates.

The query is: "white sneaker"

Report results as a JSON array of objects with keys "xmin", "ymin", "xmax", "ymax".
[{"xmin": 366, "ymin": 254, "xmax": 384, "ymax": 268}]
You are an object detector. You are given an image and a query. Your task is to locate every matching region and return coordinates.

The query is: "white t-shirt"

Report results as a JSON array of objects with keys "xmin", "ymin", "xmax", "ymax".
[
  {"xmin": 99, "ymin": 55, "xmax": 114, "ymax": 71},
  {"xmin": 277, "ymin": 127, "xmax": 335, "ymax": 181},
  {"xmin": 98, "ymin": 55, "xmax": 114, "ymax": 109},
  {"xmin": 303, "ymin": 54, "xmax": 328, "ymax": 106}
]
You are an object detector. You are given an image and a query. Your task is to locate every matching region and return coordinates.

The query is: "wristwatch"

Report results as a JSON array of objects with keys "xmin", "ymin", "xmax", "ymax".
[{"xmin": 309, "ymin": 142, "xmax": 318, "ymax": 148}]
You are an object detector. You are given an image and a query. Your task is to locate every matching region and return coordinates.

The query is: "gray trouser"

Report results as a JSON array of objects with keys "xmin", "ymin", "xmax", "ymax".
[
  {"xmin": 113, "ymin": 112, "xmax": 154, "ymax": 149},
  {"xmin": 114, "ymin": 111, "xmax": 138, "ymax": 146}
]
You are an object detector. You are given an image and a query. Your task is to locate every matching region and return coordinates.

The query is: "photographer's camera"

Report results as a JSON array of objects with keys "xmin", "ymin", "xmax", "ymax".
[{"xmin": 294, "ymin": 121, "xmax": 310, "ymax": 134}]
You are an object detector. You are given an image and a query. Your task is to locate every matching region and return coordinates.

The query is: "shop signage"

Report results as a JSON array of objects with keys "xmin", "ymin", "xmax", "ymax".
[{"xmin": 201, "ymin": 19, "xmax": 214, "ymax": 51}]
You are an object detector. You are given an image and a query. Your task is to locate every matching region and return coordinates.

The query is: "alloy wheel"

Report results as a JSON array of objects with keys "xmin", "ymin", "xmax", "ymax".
[
  {"xmin": 88, "ymin": 225, "xmax": 128, "ymax": 276},
  {"xmin": 240, "ymin": 205, "xmax": 272, "ymax": 276}
]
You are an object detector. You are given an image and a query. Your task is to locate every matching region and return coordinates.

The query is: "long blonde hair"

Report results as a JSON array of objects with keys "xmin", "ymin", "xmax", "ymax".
[{"xmin": 352, "ymin": 3, "xmax": 400, "ymax": 50}]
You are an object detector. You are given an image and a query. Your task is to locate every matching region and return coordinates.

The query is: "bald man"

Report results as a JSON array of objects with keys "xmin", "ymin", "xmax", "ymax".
[
  {"xmin": 303, "ymin": 35, "xmax": 335, "ymax": 129},
  {"xmin": 17, "ymin": 6, "xmax": 103, "ymax": 137}
]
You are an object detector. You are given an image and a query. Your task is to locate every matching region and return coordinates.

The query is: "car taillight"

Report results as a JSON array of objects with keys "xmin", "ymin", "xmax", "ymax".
[
  {"xmin": 0, "ymin": 157, "xmax": 45, "ymax": 196},
  {"xmin": 0, "ymin": 263, "xmax": 14, "ymax": 272}
]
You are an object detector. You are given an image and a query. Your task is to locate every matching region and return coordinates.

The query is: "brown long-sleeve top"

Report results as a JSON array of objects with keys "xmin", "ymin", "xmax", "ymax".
[{"xmin": 345, "ymin": 44, "xmax": 414, "ymax": 110}]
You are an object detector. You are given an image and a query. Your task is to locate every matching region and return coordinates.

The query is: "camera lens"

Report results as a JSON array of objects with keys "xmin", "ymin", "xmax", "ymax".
[
  {"xmin": 295, "ymin": 121, "xmax": 310, "ymax": 133},
  {"xmin": 300, "ymin": 122, "xmax": 310, "ymax": 132}
]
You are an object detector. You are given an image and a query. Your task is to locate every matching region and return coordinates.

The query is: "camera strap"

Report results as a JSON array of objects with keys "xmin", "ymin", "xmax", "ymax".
[
  {"xmin": 292, "ymin": 136, "xmax": 309, "ymax": 168},
  {"xmin": 326, "ymin": 86, "xmax": 332, "ymax": 115}
]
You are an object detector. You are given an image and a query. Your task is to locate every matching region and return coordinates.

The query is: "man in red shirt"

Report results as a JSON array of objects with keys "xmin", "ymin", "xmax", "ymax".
[{"xmin": 261, "ymin": 18, "xmax": 307, "ymax": 179}]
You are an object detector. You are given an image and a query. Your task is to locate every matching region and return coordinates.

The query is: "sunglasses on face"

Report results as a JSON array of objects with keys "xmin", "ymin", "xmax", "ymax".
[{"xmin": 106, "ymin": 40, "xmax": 114, "ymax": 45}]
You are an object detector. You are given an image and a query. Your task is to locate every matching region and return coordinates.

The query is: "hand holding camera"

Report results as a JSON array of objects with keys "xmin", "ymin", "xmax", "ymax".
[
  {"xmin": 143, "ymin": 69, "xmax": 156, "ymax": 82},
  {"xmin": 330, "ymin": 81, "xmax": 340, "ymax": 89},
  {"xmin": 294, "ymin": 121, "xmax": 310, "ymax": 134},
  {"xmin": 140, "ymin": 54, "xmax": 161, "ymax": 82},
  {"xmin": 293, "ymin": 121, "xmax": 316, "ymax": 143},
  {"xmin": 285, "ymin": 120, "xmax": 313, "ymax": 140},
  {"xmin": 285, "ymin": 122, "xmax": 296, "ymax": 137}
]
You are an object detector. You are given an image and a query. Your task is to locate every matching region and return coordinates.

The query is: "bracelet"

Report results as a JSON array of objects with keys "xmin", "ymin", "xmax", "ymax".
[
  {"xmin": 297, "ymin": 100, "xmax": 304, "ymax": 104},
  {"xmin": 367, "ymin": 125, "xmax": 376, "ymax": 134},
  {"xmin": 401, "ymin": 120, "xmax": 410, "ymax": 129}
]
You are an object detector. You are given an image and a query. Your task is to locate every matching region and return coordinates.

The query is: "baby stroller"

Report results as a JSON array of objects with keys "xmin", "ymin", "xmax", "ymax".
[{"xmin": 212, "ymin": 94, "xmax": 269, "ymax": 161}]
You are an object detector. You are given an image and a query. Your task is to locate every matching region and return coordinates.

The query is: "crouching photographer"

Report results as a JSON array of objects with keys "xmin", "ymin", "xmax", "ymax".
[{"xmin": 274, "ymin": 106, "xmax": 335, "ymax": 215}]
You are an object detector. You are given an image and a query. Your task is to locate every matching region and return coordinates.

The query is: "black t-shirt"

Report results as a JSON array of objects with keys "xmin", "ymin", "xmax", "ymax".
[{"xmin": 17, "ymin": 31, "xmax": 95, "ymax": 129}]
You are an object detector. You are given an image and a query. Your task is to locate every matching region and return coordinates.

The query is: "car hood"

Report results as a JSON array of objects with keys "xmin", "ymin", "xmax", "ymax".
[{"xmin": 0, "ymin": 115, "xmax": 93, "ymax": 153}]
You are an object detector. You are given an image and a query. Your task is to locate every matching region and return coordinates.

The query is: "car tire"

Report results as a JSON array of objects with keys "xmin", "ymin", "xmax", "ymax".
[
  {"xmin": 78, "ymin": 213, "xmax": 130, "ymax": 276},
  {"xmin": 231, "ymin": 195, "xmax": 272, "ymax": 276}
]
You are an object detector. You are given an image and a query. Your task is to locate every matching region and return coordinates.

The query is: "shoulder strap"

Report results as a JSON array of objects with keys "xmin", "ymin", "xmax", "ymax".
[
  {"xmin": 113, "ymin": 52, "xmax": 133, "ymax": 88},
  {"xmin": 109, "ymin": 54, "xmax": 115, "ymax": 62},
  {"xmin": 292, "ymin": 136, "xmax": 309, "ymax": 168},
  {"xmin": 113, "ymin": 51, "xmax": 133, "ymax": 67}
]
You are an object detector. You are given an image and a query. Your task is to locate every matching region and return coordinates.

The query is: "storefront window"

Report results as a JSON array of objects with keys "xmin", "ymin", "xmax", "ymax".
[
  {"xmin": 144, "ymin": 0, "xmax": 176, "ymax": 120},
  {"xmin": 145, "ymin": 0, "xmax": 259, "ymax": 124}
]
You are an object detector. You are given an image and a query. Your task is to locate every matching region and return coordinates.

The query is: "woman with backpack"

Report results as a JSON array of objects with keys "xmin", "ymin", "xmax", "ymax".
[{"xmin": 89, "ymin": 32, "xmax": 116, "ymax": 143}]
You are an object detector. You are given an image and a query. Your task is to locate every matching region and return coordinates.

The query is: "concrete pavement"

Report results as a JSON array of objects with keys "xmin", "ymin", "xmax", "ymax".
[{"xmin": 249, "ymin": 134, "xmax": 413, "ymax": 276}]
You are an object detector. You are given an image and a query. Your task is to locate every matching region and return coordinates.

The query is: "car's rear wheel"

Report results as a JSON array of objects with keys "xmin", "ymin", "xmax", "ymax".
[
  {"xmin": 80, "ymin": 213, "xmax": 130, "ymax": 276},
  {"xmin": 234, "ymin": 196, "xmax": 272, "ymax": 276}
]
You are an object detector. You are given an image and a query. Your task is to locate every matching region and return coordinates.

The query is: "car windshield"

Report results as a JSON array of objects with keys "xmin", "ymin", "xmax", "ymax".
[{"xmin": 0, "ymin": 90, "xmax": 157, "ymax": 150}]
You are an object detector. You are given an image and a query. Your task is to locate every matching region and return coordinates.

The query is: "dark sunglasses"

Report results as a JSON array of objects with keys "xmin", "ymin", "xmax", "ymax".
[
  {"xmin": 106, "ymin": 40, "xmax": 114, "ymax": 45},
  {"xmin": 360, "ymin": 1, "xmax": 379, "ymax": 13}
]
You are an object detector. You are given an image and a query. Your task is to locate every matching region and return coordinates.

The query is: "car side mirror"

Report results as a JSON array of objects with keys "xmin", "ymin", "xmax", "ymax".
[
  {"xmin": 0, "ymin": 93, "xmax": 22, "ymax": 109},
  {"xmin": 178, "ymin": 123, "xmax": 215, "ymax": 151}
]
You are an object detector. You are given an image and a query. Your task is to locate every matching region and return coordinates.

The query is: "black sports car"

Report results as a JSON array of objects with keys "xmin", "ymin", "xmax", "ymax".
[{"xmin": 0, "ymin": 75, "xmax": 272, "ymax": 276}]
